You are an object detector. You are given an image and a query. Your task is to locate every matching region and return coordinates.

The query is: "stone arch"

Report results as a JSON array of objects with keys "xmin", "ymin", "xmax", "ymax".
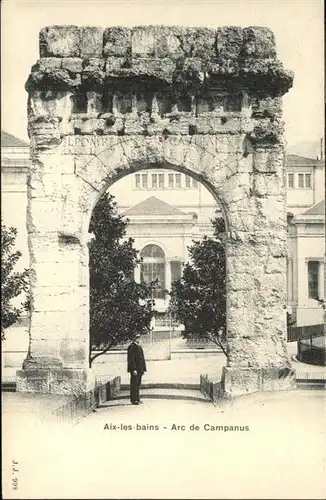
[
  {"xmin": 57, "ymin": 137, "xmax": 237, "ymax": 240},
  {"xmin": 17, "ymin": 24, "xmax": 295, "ymax": 397}
]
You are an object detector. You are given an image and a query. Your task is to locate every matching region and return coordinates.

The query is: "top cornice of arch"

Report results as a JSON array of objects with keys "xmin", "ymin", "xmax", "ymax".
[{"xmin": 25, "ymin": 25, "xmax": 293, "ymax": 97}]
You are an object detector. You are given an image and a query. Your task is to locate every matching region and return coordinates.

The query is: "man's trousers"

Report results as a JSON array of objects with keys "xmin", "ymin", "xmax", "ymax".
[{"xmin": 130, "ymin": 373, "xmax": 143, "ymax": 403}]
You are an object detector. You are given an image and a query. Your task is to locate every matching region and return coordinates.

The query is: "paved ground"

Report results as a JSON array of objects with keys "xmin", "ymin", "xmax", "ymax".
[
  {"xmin": 2, "ymin": 340, "xmax": 326, "ymax": 382},
  {"xmin": 94, "ymin": 355, "xmax": 225, "ymax": 384},
  {"xmin": 93, "ymin": 341, "xmax": 326, "ymax": 385},
  {"xmin": 3, "ymin": 390, "xmax": 325, "ymax": 499}
]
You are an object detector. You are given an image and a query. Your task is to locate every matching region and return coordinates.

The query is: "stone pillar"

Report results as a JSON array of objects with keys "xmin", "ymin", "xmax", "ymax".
[
  {"xmin": 222, "ymin": 242, "xmax": 294, "ymax": 397},
  {"xmin": 16, "ymin": 160, "xmax": 95, "ymax": 395},
  {"xmin": 221, "ymin": 148, "xmax": 295, "ymax": 397}
]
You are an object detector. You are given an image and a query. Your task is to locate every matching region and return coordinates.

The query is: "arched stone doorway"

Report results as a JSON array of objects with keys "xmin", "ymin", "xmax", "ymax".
[{"xmin": 17, "ymin": 25, "xmax": 295, "ymax": 396}]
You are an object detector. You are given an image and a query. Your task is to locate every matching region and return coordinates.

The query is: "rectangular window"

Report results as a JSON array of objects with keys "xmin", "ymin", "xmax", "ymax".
[
  {"xmin": 140, "ymin": 263, "xmax": 152, "ymax": 284},
  {"xmin": 305, "ymin": 173, "xmax": 312, "ymax": 188},
  {"xmin": 193, "ymin": 179, "xmax": 198, "ymax": 189},
  {"xmin": 308, "ymin": 261, "xmax": 319, "ymax": 299},
  {"xmin": 141, "ymin": 262, "xmax": 165, "ymax": 299},
  {"xmin": 185, "ymin": 175, "xmax": 191, "ymax": 188},
  {"xmin": 168, "ymin": 173, "xmax": 174, "ymax": 188},
  {"xmin": 175, "ymin": 174, "xmax": 181, "ymax": 188},
  {"xmin": 135, "ymin": 174, "xmax": 141, "ymax": 189},
  {"xmin": 158, "ymin": 173, "xmax": 164, "ymax": 188},
  {"xmin": 287, "ymin": 173, "xmax": 294, "ymax": 188},
  {"xmin": 152, "ymin": 174, "xmax": 157, "ymax": 188},
  {"xmin": 142, "ymin": 174, "xmax": 148, "ymax": 188},
  {"xmin": 298, "ymin": 173, "xmax": 304, "ymax": 188}
]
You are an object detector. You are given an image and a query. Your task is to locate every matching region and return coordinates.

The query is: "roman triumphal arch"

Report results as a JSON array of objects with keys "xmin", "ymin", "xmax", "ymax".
[{"xmin": 17, "ymin": 25, "xmax": 295, "ymax": 396}]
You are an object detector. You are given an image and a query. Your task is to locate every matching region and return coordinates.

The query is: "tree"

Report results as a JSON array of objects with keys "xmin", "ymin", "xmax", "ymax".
[
  {"xmin": 168, "ymin": 217, "xmax": 227, "ymax": 354},
  {"xmin": 1, "ymin": 224, "xmax": 29, "ymax": 340},
  {"xmin": 89, "ymin": 194, "xmax": 155, "ymax": 366}
]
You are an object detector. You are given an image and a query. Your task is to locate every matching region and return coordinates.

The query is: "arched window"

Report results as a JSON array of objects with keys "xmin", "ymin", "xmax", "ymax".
[{"xmin": 140, "ymin": 244, "xmax": 165, "ymax": 299}]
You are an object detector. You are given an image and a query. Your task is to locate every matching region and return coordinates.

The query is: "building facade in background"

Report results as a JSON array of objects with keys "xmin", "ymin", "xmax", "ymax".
[{"xmin": 1, "ymin": 131, "xmax": 325, "ymax": 330}]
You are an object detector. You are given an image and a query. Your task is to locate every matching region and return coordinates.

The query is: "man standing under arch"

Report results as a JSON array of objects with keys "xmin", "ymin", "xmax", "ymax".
[{"xmin": 127, "ymin": 333, "xmax": 147, "ymax": 405}]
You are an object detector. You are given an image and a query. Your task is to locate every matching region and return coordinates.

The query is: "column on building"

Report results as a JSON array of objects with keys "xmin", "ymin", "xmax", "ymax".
[
  {"xmin": 286, "ymin": 257, "xmax": 293, "ymax": 303},
  {"xmin": 165, "ymin": 259, "xmax": 171, "ymax": 292},
  {"xmin": 134, "ymin": 264, "xmax": 141, "ymax": 283},
  {"xmin": 318, "ymin": 260, "xmax": 324, "ymax": 299}
]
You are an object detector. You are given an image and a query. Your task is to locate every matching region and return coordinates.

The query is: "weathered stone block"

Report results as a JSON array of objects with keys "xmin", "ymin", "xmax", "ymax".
[
  {"xmin": 226, "ymin": 310, "xmax": 256, "ymax": 340},
  {"xmin": 121, "ymin": 57, "xmax": 175, "ymax": 84},
  {"xmin": 250, "ymin": 118, "xmax": 284, "ymax": 146},
  {"xmin": 174, "ymin": 27, "xmax": 216, "ymax": 60},
  {"xmin": 252, "ymin": 96, "xmax": 282, "ymax": 119},
  {"xmin": 261, "ymin": 367, "xmax": 296, "ymax": 391},
  {"xmin": 28, "ymin": 340, "xmax": 62, "ymax": 361},
  {"xmin": 253, "ymin": 149, "xmax": 283, "ymax": 173},
  {"xmin": 132, "ymin": 26, "xmax": 155, "ymax": 57},
  {"xmin": 39, "ymin": 25, "xmax": 81, "ymax": 57},
  {"xmin": 242, "ymin": 27, "xmax": 276, "ymax": 59},
  {"xmin": 105, "ymin": 57, "xmax": 124, "ymax": 74},
  {"xmin": 33, "ymin": 58, "xmax": 62, "ymax": 72},
  {"xmin": 82, "ymin": 58, "xmax": 106, "ymax": 86},
  {"xmin": 33, "ymin": 288, "xmax": 87, "ymax": 312},
  {"xmin": 59, "ymin": 339, "xmax": 88, "ymax": 365},
  {"xmin": 49, "ymin": 368, "xmax": 95, "ymax": 395},
  {"xmin": 103, "ymin": 117, "xmax": 124, "ymax": 135},
  {"xmin": 26, "ymin": 67, "xmax": 81, "ymax": 92},
  {"xmin": 221, "ymin": 366, "xmax": 262, "ymax": 396},
  {"xmin": 32, "ymin": 261, "xmax": 81, "ymax": 287},
  {"xmin": 16, "ymin": 369, "xmax": 51, "ymax": 393},
  {"xmin": 124, "ymin": 117, "xmax": 145, "ymax": 135},
  {"xmin": 216, "ymin": 26, "xmax": 243, "ymax": 59},
  {"xmin": 80, "ymin": 27, "xmax": 103, "ymax": 58},
  {"xmin": 61, "ymin": 57, "xmax": 83, "ymax": 73},
  {"xmin": 154, "ymin": 28, "xmax": 183, "ymax": 59},
  {"xmin": 195, "ymin": 117, "xmax": 226, "ymax": 135},
  {"xmin": 103, "ymin": 27, "xmax": 131, "ymax": 57},
  {"xmin": 27, "ymin": 313, "xmax": 89, "ymax": 351},
  {"xmin": 264, "ymin": 255, "xmax": 286, "ymax": 274},
  {"xmin": 221, "ymin": 365, "xmax": 295, "ymax": 397},
  {"xmin": 252, "ymin": 173, "xmax": 282, "ymax": 197},
  {"xmin": 17, "ymin": 367, "xmax": 95, "ymax": 395},
  {"xmin": 80, "ymin": 118, "xmax": 105, "ymax": 135},
  {"xmin": 164, "ymin": 120, "xmax": 189, "ymax": 135}
]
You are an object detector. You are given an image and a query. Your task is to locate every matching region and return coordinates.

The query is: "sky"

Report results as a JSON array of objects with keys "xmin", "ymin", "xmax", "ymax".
[{"xmin": 1, "ymin": 0, "xmax": 324, "ymax": 148}]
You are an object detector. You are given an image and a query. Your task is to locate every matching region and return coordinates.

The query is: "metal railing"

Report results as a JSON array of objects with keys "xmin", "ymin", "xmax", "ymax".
[
  {"xmin": 297, "ymin": 336, "xmax": 326, "ymax": 366},
  {"xmin": 288, "ymin": 324, "xmax": 324, "ymax": 342}
]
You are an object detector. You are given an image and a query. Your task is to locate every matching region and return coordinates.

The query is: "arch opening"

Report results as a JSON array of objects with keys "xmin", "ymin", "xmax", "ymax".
[{"xmin": 88, "ymin": 164, "xmax": 228, "ymax": 370}]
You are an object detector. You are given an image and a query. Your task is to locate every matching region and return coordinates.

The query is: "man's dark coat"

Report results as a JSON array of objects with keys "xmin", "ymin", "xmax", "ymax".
[{"xmin": 127, "ymin": 341, "xmax": 147, "ymax": 374}]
